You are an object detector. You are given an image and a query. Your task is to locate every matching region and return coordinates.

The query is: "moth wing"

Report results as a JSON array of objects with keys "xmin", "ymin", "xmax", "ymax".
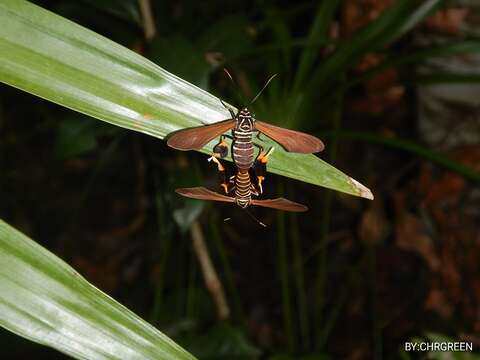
[
  {"xmin": 176, "ymin": 187, "xmax": 235, "ymax": 203},
  {"xmin": 255, "ymin": 121, "xmax": 324, "ymax": 153},
  {"xmin": 167, "ymin": 119, "xmax": 235, "ymax": 150},
  {"xmin": 251, "ymin": 197, "xmax": 308, "ymax": 212}
]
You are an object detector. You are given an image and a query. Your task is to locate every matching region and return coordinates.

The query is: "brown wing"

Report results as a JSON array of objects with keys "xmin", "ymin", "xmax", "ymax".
[
  {"xmin": 167, "ymin": 119, "xmax": 235, "ymax": 150},
  {"xmin": 176, "ymin": 187, "xmax": 235, "ymax": 203},
  {"xmin": 255, "ymin": 121, "xmax": 324, "ymax": 153},
  {"xmin": 251, "ymin": 197, "xmax": 308, "ymax": 212}
]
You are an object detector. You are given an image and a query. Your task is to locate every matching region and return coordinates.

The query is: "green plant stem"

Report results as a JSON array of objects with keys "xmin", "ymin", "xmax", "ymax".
[
  {"xmin": 315, "ymin": 88, "xmax": 343, "ymax": 349},
  {"xmin": 150, "ymin": 232, "xmax": 172, "ymax": 324},
  {"xmin": 186, "ymin": 245, "xmax": 197, "ymax": 319},
  {"xmin": 315, "ymin": 190, "xmax": 332, "ymax": 349},
  {"xmin": 60, "ymin": 135, "xmax": 122, "ymax": 254},
  {"xmin": 150, "ymin": 163, "xmax": 174, "ymax": 324},
  {"xmin": 176, "ymin": 234, "xmax": 188, "ymax": 318},
  {"xmin": 322, "ymin": 131, "xmax": 480, "ymax": 183},
  {"xmin": 277, "ymin": 185, "xmax": 295, "ymax": 352},
  {"xmin": 290, "ymin": 213, "xmax": 309, "ymax": 350},
  {"xmin": 319, "ymin": 256, "xmax": 366, "ymax": 348},
  {"xmin": 75, "ymin": 135, "xmax": 123, "ymax": 217}
]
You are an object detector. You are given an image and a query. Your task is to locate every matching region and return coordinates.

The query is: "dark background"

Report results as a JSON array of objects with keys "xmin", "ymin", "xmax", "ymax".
[{"xmin": 1, "ymin": 0, "xmax": 479, "ymax": 359}]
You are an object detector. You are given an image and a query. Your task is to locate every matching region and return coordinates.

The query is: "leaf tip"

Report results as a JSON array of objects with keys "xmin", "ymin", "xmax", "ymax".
[{"xmin": 349, "ymin": 177, "xmax": 374, "ymax": 200}]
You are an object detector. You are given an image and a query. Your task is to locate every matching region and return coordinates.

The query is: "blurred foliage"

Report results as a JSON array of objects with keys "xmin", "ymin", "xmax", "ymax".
[
  {"xmin": 179, "ymin": 323, "xmax": 261, "ymax": 360},
  {"xmin": 2, "ymin": 0, "xmax": 480, "ymax": 359}
]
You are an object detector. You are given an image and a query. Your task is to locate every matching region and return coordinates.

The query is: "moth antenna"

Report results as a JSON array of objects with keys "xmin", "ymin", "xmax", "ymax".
[
  {"xmin": 223, "ymin": 68, "xmax": 235, "ymax": 83},
  {"xmin": 222, "ymin": 68, "xmax": 247, "ymax": 107},
  {"xmin": 220, "ymin": 99, "xmax": 236, "ymax": 119},
  {"xmin": 250, "ymin": 74, "xmax": 278, "ymax": 104},
  {"xmin": 244, "ymin": 207, "xmax": 267, "ymax": 227}
]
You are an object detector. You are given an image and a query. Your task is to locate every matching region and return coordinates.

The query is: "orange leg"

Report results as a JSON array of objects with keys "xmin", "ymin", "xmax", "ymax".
[
  {"xmin": 208, "ymin": 155, "xmax": 234, "ymax": 194},
  {"xmin": 252, "ymin": 147, "xmax": 274, "ymax": 194}
]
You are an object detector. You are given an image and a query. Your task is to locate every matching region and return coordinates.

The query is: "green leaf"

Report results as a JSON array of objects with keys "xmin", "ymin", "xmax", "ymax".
[
  {"xmin": 267, "ymin": 354, "xmax": 330, "ymax": 360},
  {"xmin": 345, "ymin": 41, "xmax": 480, "ymax": 90},
  {"xmin": 415, "ymin": 72, "xmax": 480, "ymax": 85},
  {"xmin": 324, "ymin": 131, "xmax": 480, "ymax": 183},
  {"xmin": 180, "ymin": 323, "xmax": 260, "ymax": 360},
  {"xmin": 392, "ymin": 0, "xmax": 444, "ymax": 42},
  {"xmin": 0, "ymin": 219, "xmax": 196, "ymax": 360},
  {"xmin": 293, "ymin": 0, "xmax": 340, "ymax": 91},
  {"xmin": 308, "ymin": 0, "xmax": 444, "ymax": 94},
  {"xmin": 0, "ymin": 0, "xmax": 372, "ymax": 199},
  {"xmin": 286, "ymin": 0, "xmax": 443, "ymax": 129}
]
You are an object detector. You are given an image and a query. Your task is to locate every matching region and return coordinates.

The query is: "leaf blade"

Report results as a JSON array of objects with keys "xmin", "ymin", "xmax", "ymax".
[
  {"xmin": 0, "ymin": 0, "xmax": 371, "ymax": 199},
  {"xmin": 0, "ymin": 219, "xmax": 197, "ymax": 360}
]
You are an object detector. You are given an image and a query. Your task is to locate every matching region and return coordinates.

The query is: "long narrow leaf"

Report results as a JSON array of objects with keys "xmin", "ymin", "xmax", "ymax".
[
  {"xmin": 324, "ymin": 131, "xmax": 480, "ymax": 183},
  {"xmin": 345, "ymin": 41, "xmax": 480, "ymax": 90},
  {"xmin": 308, "ymin": 0, "xmax": 444, "ymax": 95},
  {"xmin": 0, "ymin": 219, "xmax": 196, "ymax": 360},
  {"xmin": 293, "ymin": 0, "xmax": 340, "ymax": 91},
  {"xmin": 392, "ymin": 0, "xmax": 445, "ymax": 42},
  {"xmin": 414, "ymin": 73, "xmax": 480, "ymax": 85},
  {"xmin": 0, "ymin": 0, "xmax": 372, "ymax": 199}
]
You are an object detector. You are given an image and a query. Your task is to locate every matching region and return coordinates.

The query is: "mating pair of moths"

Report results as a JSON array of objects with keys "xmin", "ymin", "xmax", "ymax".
[{"xmin": 167, "ymin": 103, "xmax": 324, "ymax": 213}]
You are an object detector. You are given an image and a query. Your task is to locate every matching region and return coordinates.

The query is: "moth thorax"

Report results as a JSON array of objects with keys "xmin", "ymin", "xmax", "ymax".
[{"xmin": 238, "ymin": 117, "xmax": 253, "ymax": 131}]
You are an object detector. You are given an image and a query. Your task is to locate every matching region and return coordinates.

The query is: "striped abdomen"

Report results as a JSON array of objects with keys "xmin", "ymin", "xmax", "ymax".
[
  {"xmin": 232, "ymin": 112, "xmax": 255, "ymax": 171},
  {"xmin": 234, "ymin": 170, "xmax": 252, "ymax": 208}
]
